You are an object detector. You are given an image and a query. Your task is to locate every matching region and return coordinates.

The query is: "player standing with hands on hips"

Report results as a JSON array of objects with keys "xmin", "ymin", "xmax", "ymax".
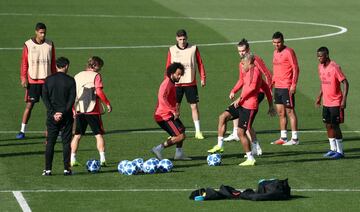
[
  {"xmin": 166, "ymin": 29, "xmax": 206, "ymax": 140},
  {"xmin": 315, "ymin": 47, "xmax": 349, "ymax": 159}
]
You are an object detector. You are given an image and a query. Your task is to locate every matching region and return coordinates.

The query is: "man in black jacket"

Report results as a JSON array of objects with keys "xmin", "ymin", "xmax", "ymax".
[{"xmin": 42, "ymin": 57, "xmax": 76, "ymax": 176}]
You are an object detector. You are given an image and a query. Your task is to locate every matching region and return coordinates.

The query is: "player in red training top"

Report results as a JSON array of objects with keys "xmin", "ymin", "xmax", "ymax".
[
  {"xmin": 231, "ymin": 53, "xmax": 275, "ymax": 166},
  {"xmin": 271, "ymin": 32, "xmax": 300, "ymax": 146},
  {"xmin": 315, "ymin": 47, "xmax": 349, "ymax": 159},
  {"xmin": 223, "ymin": 38, "xmax": 272, "ymax": 156},
  {"xmin": 165, "ymin": 29, "xmax": 206, "ymax": 140},
  {"xmin": 16, "ymin": 22, "xmax": 56, "ymax": 139},
  {"xmin": 70, "ymin": 56, "xmax": 112, "ymax": 167},
  {"xmin": 152, "ymin": 63, "xmax": 192, "ymax": 160}
]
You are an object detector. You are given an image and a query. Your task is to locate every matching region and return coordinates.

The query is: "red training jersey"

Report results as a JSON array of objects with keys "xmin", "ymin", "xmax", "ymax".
[
  {"xmin": 318, "ymin": 61, "xmax": 346, "ymax": 107},
  {"xmin": 154, "ymin": 77, "xmax": 177, "ymax": 122},
  {"xmin": 272, "ymin": 46, "xmax": 299, "ymax": 90},
  {"xmin": 237, "ymin": 66, "xmax": 262, "ymax": 110}
]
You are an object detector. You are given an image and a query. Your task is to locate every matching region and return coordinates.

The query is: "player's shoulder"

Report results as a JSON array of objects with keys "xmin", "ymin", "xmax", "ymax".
[{"xmin": 329, "ymin": 60, "xmax": 340, "ymax": 69}]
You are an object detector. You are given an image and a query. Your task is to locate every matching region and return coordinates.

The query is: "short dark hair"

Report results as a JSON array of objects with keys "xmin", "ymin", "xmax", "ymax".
[
  {"xmin": 167, "ymin": 62, "xmax": 185, "ymax": 77},
  {"xmin": 56, "ymin": 57, "xmax": 70, "ymax": 68},
  {"xmin": 237, "ymin": 38, "xmax": 249, "ymax": 49},
  {"xmin": 35, "ymin": 22, "xmax": 47, "ymax": 31},
  {"xmin": 317, "ymin": 46, "xmax": 329, "ymax": 55},
  {"xmin": 272, "ymin": 31, "xmax": 284, "ymax": 41},
  {"xmin": 87, "ymin": 56, "xmax": 104, "ymax": 68},
  {"xmin": 176, "ymin": 29, "xmax": 187, "ymax": 37}
]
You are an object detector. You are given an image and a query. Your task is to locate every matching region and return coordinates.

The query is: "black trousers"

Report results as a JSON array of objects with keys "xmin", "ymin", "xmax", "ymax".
[{"xmin": 45, "ymin": 113, "xmax": 73, "ymax": 171}]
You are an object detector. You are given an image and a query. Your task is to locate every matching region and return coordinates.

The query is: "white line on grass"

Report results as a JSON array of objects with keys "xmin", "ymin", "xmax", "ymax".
[
  {"xmin": 2, "ymin": 188, "xmax": 360, "ymax": 193},
  {"xmin": 12, "ymin": 191, "xmax": 32, "ymax": 212},
  {"xmin": 0, "ymin": 130, "xmax": 359, "ymax": 134},
  {"xmin": 0, "ymin": 13, "xmax": 347, "ymax": 50}
]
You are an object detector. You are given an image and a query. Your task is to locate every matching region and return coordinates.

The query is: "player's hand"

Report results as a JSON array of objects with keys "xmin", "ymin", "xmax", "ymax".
[
  {"xmin": 341, "ymin": 100, "xmax": 347, "ymax": 109},
  {"xmin": 315, "ymin": 97, "xmax": 321, "ymax": 108},
  {"xmin": 201, "ymin": 80, "xmax": 206, "ymax": 87},
  {"xmin": 268, "ymin": 105, "xmax": 276, "ymax": 116},
  {"xmin": 289, "ymin": 87, "xmax": 296, "ymax": 95},
  {"xmin": 21, "ymin": 79, "xmax": 28, "ymax": 88},
  {"xmin": 53, "ymin": 112, "xmax": 63, "ymax": 122},
  {"xmin": 229, "ymin": 92, "xmax": 235, "ymax": 100},
  {"xmin": 107, "ymin": 104, "xmax": 112, "ymax": 113}
]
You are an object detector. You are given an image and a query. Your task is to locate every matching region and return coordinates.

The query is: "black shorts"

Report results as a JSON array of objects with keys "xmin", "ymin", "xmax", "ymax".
[
  {"xmin": 225, "ymin": 104, "xmax": 240, "ymax": 120},
  {"xmin": 274, "ymin": 88, "xmax": 295, "ymax": 108},
  {"xmin": 75, "ymin": 114, "xmax": 104, "ymax": 135},
  {"xmin": 157, "ymin": 116, "xmax": 185, "ymax": 136},
  {"xmin": 258, "ymin": 92, "xmax": 265, "ymax": 104},
  {"xmin": 238, "ymin": 106, "xmax": 258, "ymax": 130},
  {"xmin": 25, "ymin": 83, "xmax": 43, "ymax": 103},
  {"xmin": 176, "ymin": 85, "xmax": 199, "ymax": 104},
  {"xmin": 322, "ymin": 106, "xmax": 344, "ymax": 124}
]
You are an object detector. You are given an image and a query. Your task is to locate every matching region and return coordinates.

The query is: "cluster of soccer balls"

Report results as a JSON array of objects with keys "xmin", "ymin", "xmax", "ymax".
[
  {"xmin": 118, "ymin": 158, "xmax": 173, "ymax": 175},
  {"xmin": 207, "ymin": 153, "xmax": 221, "ymax": 166}
]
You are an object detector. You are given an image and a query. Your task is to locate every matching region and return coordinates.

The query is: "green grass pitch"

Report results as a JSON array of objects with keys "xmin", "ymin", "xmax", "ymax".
[{"xmin": 1, "ymin": 0, "xmax": 360, "ymax": 211}]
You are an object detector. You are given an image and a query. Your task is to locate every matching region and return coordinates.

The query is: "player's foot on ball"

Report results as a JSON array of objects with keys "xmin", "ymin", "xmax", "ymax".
[
  {"xmin": 271, "ymin": 138, "xmax": 287, "ymax": 145},
  {"xmin": 16, "ymin": 132, "xmax": 25, "ymax": 139},
  {"xmin": 195, "ymin": 131, "xmax": 204, "ymax": 140},
  {"xmin": 63, "ymin": 169, "xmax": 72, "ymax": 176},
  {"xmin": 282, "ymin": 139, "xmax": 299, "ymax": 146},
  {"xmin": 330, "ymin": 152, "xmax": 344, "ymax": 160},
  {"xmin": 70, "ymin": 160, "xmax": 81, "ymax": 167},
  {"xmin": 42, "ymin": 170, "xmax": 52, "ymax": 176},
  {"xmin": 174, "ymin": 154, "xmax": 192, "ymax": 161},
  {"xmin": 323, "ymin": 150, "xmax": 337, "ymax": 157},
  {"xmin": 151, "ymin": 146, "xmax": 163, "ymax": 160},
  {"xmin": 100, "ymin": 161, "xmax": 108, "ymax": 167},
  {"xmin": 207, "ymin": 145, "xmax": 224, "ymax": 154},
  {"xmin": 239, "ymin": 159, "xmax": 256, "ymax": 166},
  {"xmin": 223, "ymin": 133, "xmax": 240, "ymax": 142}
]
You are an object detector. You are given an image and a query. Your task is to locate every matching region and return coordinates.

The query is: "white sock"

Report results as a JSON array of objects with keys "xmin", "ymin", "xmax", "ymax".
[
  {"xmin": 217, "ymin": 137, "xmax": 224, "ymax": 148},
  {"xmin": 175, "ymin": 147, "xmax": 183, "ymax": 156},
  {"xmin": 291, "ymin": 131, "xmax": 298, "ymax": 140},
  {"xmin": 329, "ymin": 138, "xmax": 336, "ymax": 151},
  {"xmin": 194, "ymin": 120, "xmax": 201, "ymax": 133},
  {"xmin": 20, "ymin": 123, "xmax": 26, "ymax": 133},
  {"xmin": 280, "ymin": 130, "xmax": 287, "ymax": 140},
  {"xmin": 246, "ymin": 151, "xmax": 255, "ymax": 161},
  {"xmin": 156, "ymin": 144, "xmax": 165, "ymax": 150},
  {"xmin": 99, "ymin": 152, "xmax": 106, "ymax": 162},
  {"xmin": 71, "ymin": 153, "xmax": 76, "ymax": 162},
  {"xmin": 233, "ymin": 127, "xmax": 238, "ymax": 135},
  {"xmin": 335, "ymin": 139, "xmax": 343, "ymax": 154}
]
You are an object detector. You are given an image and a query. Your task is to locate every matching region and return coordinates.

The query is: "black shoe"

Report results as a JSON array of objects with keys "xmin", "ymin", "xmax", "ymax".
[
  {"xmin": 64, "ymin": 169, "xmax": 72, "ymax": 176},
  {"xmin": 42, "ymin": 170, "xmax": 52, "ymax": 176}
]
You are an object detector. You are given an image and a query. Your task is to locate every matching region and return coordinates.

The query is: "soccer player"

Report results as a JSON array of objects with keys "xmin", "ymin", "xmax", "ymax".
[
  {"xmin": 42, "ymin": 57, "xmax": 76, "ymax": 176},
  {"xmin": 208, "ymin": 53, "xmax": 275, "ymax": 159},
  {"xmin": 235, "ymin": 53, "xmax": 275, "ymax": 166},
  {"xmin": 152, "ymin": 62, "xmax": 191, "ymax": 160},
  {"xmin": 70, "ymin": 56, "xmax": 112, "ymax": 167},
  {"xmin": 315, "ymin": 47, "xmax": 349, "ymax": 159},
  {"xmin": 271, "ymin": 31, "xmax": 300, "ymax": 145},
  {"xmin": 224, "ymin": 38, "xmax": 272, "ymax": 155},
  {"xmin": 16, "ymin": 22, "xmax": 56, "ymax": 139},
  {"xmin": 166, "ymin": 29, "xmax": 206, "ymax": 140}
]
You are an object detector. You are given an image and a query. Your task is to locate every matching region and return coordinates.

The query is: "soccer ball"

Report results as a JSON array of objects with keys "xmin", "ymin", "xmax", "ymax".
[
  {"xmin": 117, "ymin": 160, "xmax": 129, "ymax": 174},
  {"xmin": 142, "ymin": 158, "xmax": 159, "ymax": 174},
  {"xmin": 123, "ymin": 161, "xmax": 139, "ymax": 175},
  {"xmin": 158, "ymin": 159, "xmax": 173, "ymax": 173},
  {"xmin": 207, "ymin": 154, "xmax": 221, "ymax": 166},
  {"xmin": 132, "ymin": 158, "xmax": 144, "ymax": 173},
  {"xmin": 86, "ymin": 159, "xmax": 101, "ymax": 173}
]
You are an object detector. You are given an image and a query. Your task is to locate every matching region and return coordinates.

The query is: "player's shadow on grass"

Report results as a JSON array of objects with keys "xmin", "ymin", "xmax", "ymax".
[
  {"xmin": 106, "ymin": 128, "xmax": 164, "ymax": 135},
  {"xmin": 0, "ymin": 135, "xmax": 45, "ymax": 142},
  {"xmin": 0, "ymin": 140, "xmax": 44, "ymax": 147},
  {"xmin": 0, "ymin": 150, "xmax": 63, "ymax": 158}
]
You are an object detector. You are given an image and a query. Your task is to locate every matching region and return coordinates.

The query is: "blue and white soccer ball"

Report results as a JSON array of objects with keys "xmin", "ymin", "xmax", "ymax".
[
  {"xmin": 86, "ymin": 159, "xmax": 101, "ymax": 173},
  {"xmin": 132, "ymin": 158, "xmax": 144, "ymax": 173},
  {"xmin": 123, "ymin": 161, "xmax": 139, "ymax": 175},
  {"xmin": 117, "ymin": 160, "xmax": 129, "ymax": 174},
  {"xmin": 158, "ymin": 159, "xmax": 173, "ymax": 173},
  {"xmin": 142, "ymin": 158, "xmax": 159, "ymax": 174},
  {"xmin": 207, "ymin": 154, "xmax": 221, "ymax": 166}
]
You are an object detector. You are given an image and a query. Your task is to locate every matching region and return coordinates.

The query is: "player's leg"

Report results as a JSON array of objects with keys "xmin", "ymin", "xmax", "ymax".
[
  {"xmin": 185, "ymin": 86, "xmax": 204, "ymax": 139},
  {"xmin": 61, "ymin": 115, "xmax": 73, "ymax": 175},
  {"xmin": 43, "ymin": 118, "xmax": 59, "ymax": 176},
  {"xmin": 223, "ymin": 119, "xmax": 240, "ymax": 141},
  {"xmin": 272, "ymin": 88, "xmax": 288, "ymax": 144},
  {"xmin": 283, "ymin": 107, "xmax": 299, "ymax": 145},
  {"xmin": 331, "ymin": 107, "xmax": 344, "ymax": 159},
  {"xmin": 87, "ymin": 115, "xmax": 107, "ymax": 165},
  {"xmin": 237, "ymin": 107, "xmax": 256, "ymax": 166},
  {"xmin": 70, "ymin": 115, "xmax": 86, "ymax": 166}
]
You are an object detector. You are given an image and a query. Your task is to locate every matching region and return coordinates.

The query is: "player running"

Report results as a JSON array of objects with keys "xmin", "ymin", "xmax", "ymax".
[{"xmin": 315, "ymin": 47, "xmax": 349, "ymax": 159}]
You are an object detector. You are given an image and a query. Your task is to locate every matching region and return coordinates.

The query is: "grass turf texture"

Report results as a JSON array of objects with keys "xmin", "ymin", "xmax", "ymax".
[{"xmin": 1, "ymin": 0, "xmax": 360, "ymax": 211}]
